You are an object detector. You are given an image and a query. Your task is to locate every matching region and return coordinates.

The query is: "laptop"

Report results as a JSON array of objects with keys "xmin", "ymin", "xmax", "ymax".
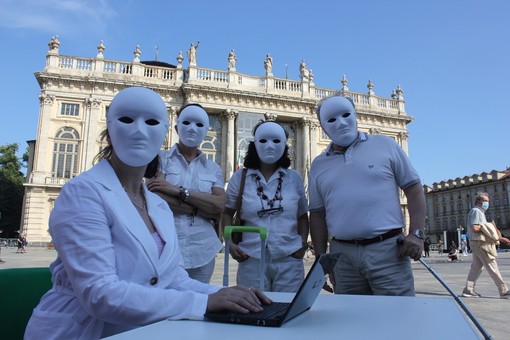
[{"xmin": 204, "ymin": 254, "xmax": 326, "ymax": 327}]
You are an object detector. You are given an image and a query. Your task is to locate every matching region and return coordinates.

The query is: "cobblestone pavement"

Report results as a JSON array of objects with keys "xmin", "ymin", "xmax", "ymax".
[{"xmin": 2, "ymin": 246, "xmax": 509, "ymax": 339}]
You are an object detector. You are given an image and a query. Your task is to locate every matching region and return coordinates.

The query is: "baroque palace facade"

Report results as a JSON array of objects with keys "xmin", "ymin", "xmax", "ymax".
[
  {"xmin": 21, "ymin": 36, "xmax": 413, "ymax": 244},
  {"xmin": 423, "ymin": 169, "xmax": 510, "ymax": 245}
]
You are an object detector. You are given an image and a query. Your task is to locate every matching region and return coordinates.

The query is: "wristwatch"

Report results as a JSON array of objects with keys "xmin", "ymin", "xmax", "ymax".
[
  {"xmin": 410, "ymin": 229, "xmax": 425, "ymax": 240},
  {"xmin": 179, "ymin": 186, "xmax": 190, "ymax": 202}
]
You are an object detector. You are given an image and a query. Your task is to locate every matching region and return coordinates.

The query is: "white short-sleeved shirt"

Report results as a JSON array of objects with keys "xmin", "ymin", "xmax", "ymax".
[
  {"xmin": 226, "ymin": 167, "xmax": 308, "ymax": 259},
  {"xmin": 159, "ymin": 145, "xmax": 224, "ymax": 268},
  {"xmin": 308, "ymin": 132, "xmax": 420, "ymax": 239}
]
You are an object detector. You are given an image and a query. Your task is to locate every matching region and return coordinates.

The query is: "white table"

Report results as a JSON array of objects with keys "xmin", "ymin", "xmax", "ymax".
[{"xmin": 105, "ymin": 293, "xmax": 481, "ymax": 340}]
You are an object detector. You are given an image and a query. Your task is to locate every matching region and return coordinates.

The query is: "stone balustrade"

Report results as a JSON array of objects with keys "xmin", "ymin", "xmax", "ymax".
[{"xmin": 44, "ymin": 52, "xmax": 404, "ymax": 114}]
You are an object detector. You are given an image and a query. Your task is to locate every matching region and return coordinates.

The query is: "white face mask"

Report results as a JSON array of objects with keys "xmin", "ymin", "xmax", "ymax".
[
  {"xmin": 254, "ymin": 122, "xmax": 287, "ymax": 164},
  {"xmin": 177, "ymin": 105, "xmax": 209, "ymax": 147},
  {"xmin": 319, "ymin": 96, "xmax": 358, "ymax": 147},
  {"xmin": 481, "ymin": 201, "xmax": 489, "ymax": 210},
  {"xmin": 107, "ymin": 87, "xmax": 168, "ymax": 167}
]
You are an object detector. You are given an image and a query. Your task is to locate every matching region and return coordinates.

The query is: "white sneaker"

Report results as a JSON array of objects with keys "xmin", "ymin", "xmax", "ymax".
[{"xmin": 462, "ymin": 290, "xmax": 482, "ymax": 298}]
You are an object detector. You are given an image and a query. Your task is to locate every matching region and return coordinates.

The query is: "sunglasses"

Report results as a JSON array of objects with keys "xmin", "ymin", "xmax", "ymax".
[{"xmin": 257, "ymin": 206, "xmax": 284, "ymax": 218}]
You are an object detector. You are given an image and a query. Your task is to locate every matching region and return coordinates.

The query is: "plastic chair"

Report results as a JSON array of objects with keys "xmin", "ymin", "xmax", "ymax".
[{"xmin": 0, "ymin": 267, "xmax": 52, "ymax": 340}]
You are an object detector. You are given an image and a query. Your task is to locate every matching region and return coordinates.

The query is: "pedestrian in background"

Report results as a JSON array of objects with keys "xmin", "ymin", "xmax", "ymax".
[
  {"xmin": 16, "ymin": 235, "xmax": 26, "ymax": 254},
  {"xmin": 462, "ymin": 192, "xmax": 510, "ymax": 298},
  {"xmin": 424, "ymin": 237, "xmax": 431, "ymax": 257},
  {"xmin": 437, "ymin": 239, "xmax": 443, "ymax": 256}
]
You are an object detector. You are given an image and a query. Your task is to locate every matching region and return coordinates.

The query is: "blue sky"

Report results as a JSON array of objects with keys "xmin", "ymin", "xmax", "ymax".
[{"xmin": 0, "ymin": 0, "xmax": 508, "ymax": 185}]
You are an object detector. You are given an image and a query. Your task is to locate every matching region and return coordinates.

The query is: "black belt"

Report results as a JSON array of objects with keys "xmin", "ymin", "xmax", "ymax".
[{"xmin": 332, "ymin": 228, "xmax": 403, "ymax": 246}]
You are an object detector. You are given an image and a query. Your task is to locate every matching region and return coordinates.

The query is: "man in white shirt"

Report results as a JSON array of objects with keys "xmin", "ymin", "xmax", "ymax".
[{"xmin": 309, "ymin": 94, "xmax": 426, "ymax": 296}]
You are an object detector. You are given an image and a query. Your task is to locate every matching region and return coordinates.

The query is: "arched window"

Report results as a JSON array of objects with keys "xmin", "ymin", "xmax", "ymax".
[{"xmin": 52, "ymin": 127, "xmax": 80, "ymax": 178}]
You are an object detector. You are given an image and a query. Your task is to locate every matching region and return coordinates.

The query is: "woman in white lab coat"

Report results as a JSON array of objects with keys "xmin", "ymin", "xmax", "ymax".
[{"xmin": 24, "ymin": 87, "xmax": 269, "ymax": 339}]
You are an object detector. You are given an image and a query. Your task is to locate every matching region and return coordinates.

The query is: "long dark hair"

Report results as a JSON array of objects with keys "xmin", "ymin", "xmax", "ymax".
[
  {"xmin": 93, "ymin": 129, "xmax": 159, "ymax": 178},
  {"xmin": 243, "ymin": 121, "xmax": 291, "ymax": 169}
]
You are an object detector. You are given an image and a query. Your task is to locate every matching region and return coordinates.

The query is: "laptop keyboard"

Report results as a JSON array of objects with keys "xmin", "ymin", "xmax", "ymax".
[{"xmin": 246, "ymin": 302, "xmax": 289, "ymax": 318}]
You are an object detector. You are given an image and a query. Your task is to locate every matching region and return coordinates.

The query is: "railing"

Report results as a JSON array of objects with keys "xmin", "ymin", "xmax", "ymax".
[
  {"xmin": 144, "ymin": 66, "xmax": 175, "ymax": 80},
  {"xmin": 55, "ymin": 55, "xmax": 177, "ymax": 81},
  {"xmin": 274, "ymin": 79, "xmax": 301, "ymax": 92},
  {"xmin": 59, "ymin": 57, "xmax": 93, "ymax": 70},
  {"xmin": 48, "ymin": 55, "xmax": 402, "ymax": 111},
  {"xmin": 45, "ymin": 177, "xmax": 69, "ymax": 185},
  {"xmin": 315, "ymin": 88, "xmax": 336, "ymax": 99},
  {"xmin": 350, "ymin": 93, "xmax": 369, "ymax": 105},
  {"xmin": 378, "ymin": 98, "xmax": 398, "ymax": 109},
  {"xmin": 196, "ymin": 68, "xmax": 228, "ymax": 82},
  {"xmin": 103, "ymin": 61, "xmax": 132, "ymax": 74}
]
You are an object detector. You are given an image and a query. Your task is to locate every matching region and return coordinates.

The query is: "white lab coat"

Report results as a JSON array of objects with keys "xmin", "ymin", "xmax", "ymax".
[{"xmin": 25, "ymin": 160, "xmax": 220, "ymax": 339}]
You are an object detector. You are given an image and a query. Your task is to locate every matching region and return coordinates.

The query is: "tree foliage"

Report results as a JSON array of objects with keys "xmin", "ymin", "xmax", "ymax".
[{"xmin": 0, "ymin": 143, "xmax": 25, "ymax": 238}]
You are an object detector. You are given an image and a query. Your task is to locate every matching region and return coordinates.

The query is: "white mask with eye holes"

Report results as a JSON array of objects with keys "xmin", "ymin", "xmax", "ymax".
[
  {"xmin": 177, "ymin": 105, "xmax": 209, "ymax": 147},
  {"xmin": 254, "ymin": 122, "xmax": 287, "ymax": 165},
  {"xmin": 107, "ymin": 87, "xmax": 169, "ymax": 167},
  {"xmin": 319, "ymin": 96, "xmax": 358, "ymax": 147}
]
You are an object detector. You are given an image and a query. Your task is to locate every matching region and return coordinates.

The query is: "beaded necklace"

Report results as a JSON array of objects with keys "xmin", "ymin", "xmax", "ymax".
[{"xmin": 254, "ymin": 170, "xmax": 284, "ymax": 209}]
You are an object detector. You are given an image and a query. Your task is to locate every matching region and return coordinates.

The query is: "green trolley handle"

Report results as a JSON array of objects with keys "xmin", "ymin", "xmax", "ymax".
[{"xmin": 223, "ymin": 225, "xmax": 267, "ymax": 289}]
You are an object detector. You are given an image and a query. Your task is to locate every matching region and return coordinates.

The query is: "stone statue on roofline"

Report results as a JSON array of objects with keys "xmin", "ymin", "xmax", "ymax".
[
  {"xmin": 264, "ymin": 53, "xmax": 273, "ymax": 76},
  {"xmin": 228, "ymin": 49, "xmax": 237, "ymax": 71},
  {"xmin": 187, "ymin": 41, "xmax": 200, "ymax": 65},
  {"xmin": 299, "ymin": 60, "xmax": 309, "ymax": 80}
]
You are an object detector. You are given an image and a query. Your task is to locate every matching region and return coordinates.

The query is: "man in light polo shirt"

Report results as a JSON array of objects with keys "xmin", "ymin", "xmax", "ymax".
[{"xmin": 309, "ymin": 94, "xmax": 426, "ymax": 296}]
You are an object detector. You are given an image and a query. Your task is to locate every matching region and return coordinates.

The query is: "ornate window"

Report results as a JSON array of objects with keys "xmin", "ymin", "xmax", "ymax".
[
  {"xmin": 236, "ymin": 112, "xmax": 264, "ymax": 169},
  {"xmin": 52, "ymin": 127, "xmax": 80, "ymax": 178},
  {"xmin": 200, "ymin": 115, "xmax": 222, "ymax": 166},
  {"xmin": 279, "ymin": 122, "xmax": 296, "ymax": 168},
  {"xmin": 60, "ymin": 103, "xmax": 80, "ymax": 116}
]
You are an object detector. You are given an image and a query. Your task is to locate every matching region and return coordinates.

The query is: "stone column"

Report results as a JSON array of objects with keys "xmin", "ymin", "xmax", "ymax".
[
  {"xmin": 32, "ymin": 93, "xmax": 56, "ymax": 184},
  {"xmin": 399, "ymin": 131, "xmax": 410, "ymax": 154},
  {"xmin": 299, "ymin": 117, "xmax": 311, "ymax": 180},
  {"xmin": 222, "ymin": 109, "xmax": 237, "ymax": 182},
  {"xmin": 309, "ymin": 119, "xmax": 321, "ymax": 162},
  {"xmin": 169, "ymin": 107, "xmax": 179, "ymax": 148},
  {"xmin": 83, "ymin": 97, "xmax": 102, "ymax": 170}
]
